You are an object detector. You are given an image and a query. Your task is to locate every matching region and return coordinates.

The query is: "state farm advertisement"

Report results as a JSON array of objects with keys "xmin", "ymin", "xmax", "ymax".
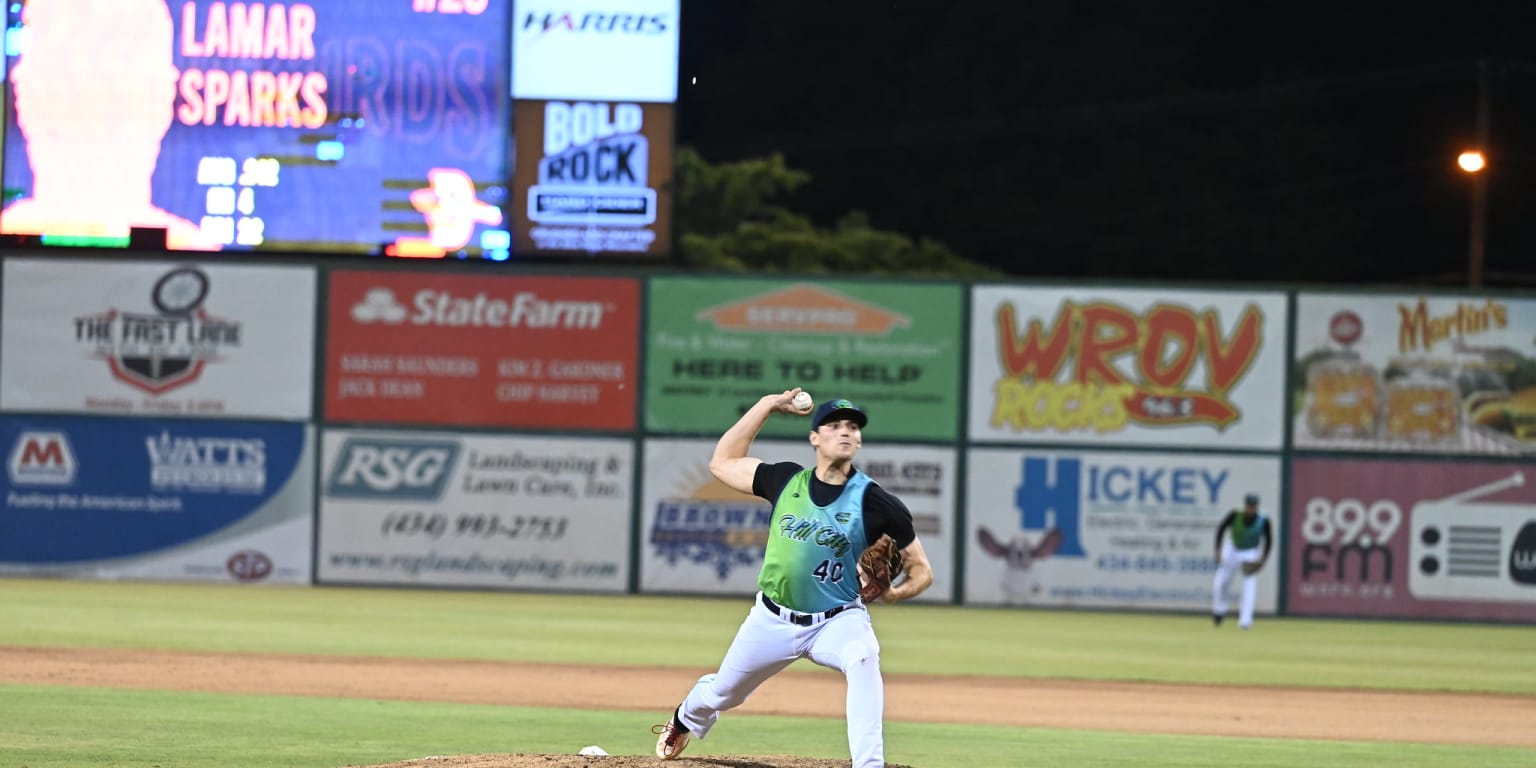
[
  {"xmin": 317, "ymin": 428, "xmax": 631, "ymax": 592},
  {"xmin": 639, "ymin": 438, "xmax": 955, "ymax": 604},
  {"xmin": 968, "ymin": 286, "xmax": 1288, "ymax": 448},
  {"xmin": 0, "ymin": 259, "xmax": 316, "ymax": 419},
  {"xmin": 1292, "ymin": 293, "xmax": 1536, "ymax": 455},
  {"xmin": 1288, "ymin": 457, "xmax": 1536, "ymax": 621},
  {"xmin": 646, "ymin": 278, "xmax": 964, "ymax": 440},
  {"xmin": 511, "ymin": 100, "xmax": 673, "ymax": 256},
  {"xmin": 966, "ymin": 448, "xmax": 1282, "ymax": 611},
  {"xmin": 324, "ymin": 270, "xmax": 639, "ymax": 429}
]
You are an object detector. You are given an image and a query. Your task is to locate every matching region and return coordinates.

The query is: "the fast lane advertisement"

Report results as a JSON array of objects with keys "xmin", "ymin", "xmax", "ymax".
[
  {"xmin": 317, "ymin": 429, "xmax": 631, "ymax": 591},
  {"xmin": 1288, "ymin": 457, "xmax": 1536, "ymax": 621},
  {"xmin": 1291, "ymin": 293, "xmax": 1536, "ymax": 456},
  {"xmin": 0, "ymin": 415, "xmax": 313, "ymax": 583},
  {"xmin": 640, "ymin": 438, "xmax": 955, "ymax": 604},
  {"xmin": 2, "ymin": 0, "xmax": 512, "ymax": 255},
  {"xmin": 511, "ymin": 100, "xmax": 673, "ymax": 256},
  {"xmin": 324, "ymin": 270, "xmax": 639, "ymax": 429},
  {"xmin": 0, "ymin": 259, "xmax": 316, "ymax": 419},
  {"xmin": 646, "ymin": 278, "xmax": 963, "ymax": 440},
  {"xmin": 965, "ymin": 448, "xmax": 1282, "ymax": 611},
  {"xmin": 969, "ymin": 286, "xmax": 1288, "ymax": 448}
]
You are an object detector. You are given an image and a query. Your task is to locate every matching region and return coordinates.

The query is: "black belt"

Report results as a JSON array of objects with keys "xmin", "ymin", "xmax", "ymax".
[{"xmin": 760, "ymin": 593, "xmax": 852, "ymax": 627}]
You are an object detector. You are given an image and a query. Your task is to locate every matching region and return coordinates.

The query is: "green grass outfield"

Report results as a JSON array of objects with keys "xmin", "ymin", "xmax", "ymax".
[{"xmin": 2, "ymin": 578, "xmax": 1533, "ymax": 768}]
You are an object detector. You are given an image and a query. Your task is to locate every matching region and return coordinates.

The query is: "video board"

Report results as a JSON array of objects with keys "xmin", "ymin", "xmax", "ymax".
[{"xmin": 1, "ymin": 0, "xmax": 513, "ymax": 256}]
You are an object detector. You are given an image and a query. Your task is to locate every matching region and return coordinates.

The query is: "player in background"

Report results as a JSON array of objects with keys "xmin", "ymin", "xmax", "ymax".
[
  {"xmin": 1212, "ymin": 492, "xmax": 1273, "ymax": 630},
  {"xmin": 4, "ymin": 0, "xmax": 219, "ymax": 250},
  {"xmin": 652, "ymin": 388, "xmax": 934, "ymax": 768}
]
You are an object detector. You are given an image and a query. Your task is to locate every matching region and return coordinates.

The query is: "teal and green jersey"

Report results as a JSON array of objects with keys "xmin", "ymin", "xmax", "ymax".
[
  {"xmin": 759, "ymin": 468, "xmax": 872, "ymax": 613},
  {"xmin": 1228, "ymin": 511, "xmax": 1267, "ymax": 550}
]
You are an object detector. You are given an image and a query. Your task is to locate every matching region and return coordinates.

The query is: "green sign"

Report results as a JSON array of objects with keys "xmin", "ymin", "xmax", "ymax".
[{"xmin": 645, "ymin": 278, "xmax": 963, "ymax": 440}]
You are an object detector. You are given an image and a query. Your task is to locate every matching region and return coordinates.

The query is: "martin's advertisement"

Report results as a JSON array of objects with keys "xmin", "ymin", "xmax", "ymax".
[
  {"xmin": 1292, "ymin": 293, "xmax": 1536, "ymax": 455},
  {"xmin": 317, "ymin": 428, "xmax": 631, "ymax": 592},
  {"xmin": 646, "ymin": 278, "xmax": 964, "ymax": 440},
  {"xmin": 965, "ymin": 447, "xmax": 1282, "ymax": 611},
  {"xmin": 0, "ymin": 259, "xmax": 316, "ymax": 420},
  {"xmin": 510, "ymin": 100, "xmax": 673, "ymax": 256},
  {"xmin": 968, "ymin": 286, "xmax": 1288, "ymax": 448},
  {"xmin": 639, "ymin": 438, "xmax": 955, "ymax": 603},
  {"xmin": 0, "ymin": 415, "xmax": 313, "ymax": 583}
]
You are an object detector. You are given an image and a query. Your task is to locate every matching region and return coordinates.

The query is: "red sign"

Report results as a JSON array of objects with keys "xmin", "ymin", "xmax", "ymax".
[
  {"xmin": 325, "ymin": 271, "xmax": 638, "ymax": 429},
  {"xmin": 1288, "ymin": 457, "xmax": 1536, "ymax": 621}
]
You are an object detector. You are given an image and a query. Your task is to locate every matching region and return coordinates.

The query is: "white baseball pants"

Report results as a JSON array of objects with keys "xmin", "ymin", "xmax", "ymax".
[
  {"xmin": 1212, "ymin": 540, "xmax": 1262, "ymax": 628},
  {"xmin": 676, "ymin": 594, "xmax": 885, "ymax": 768}
]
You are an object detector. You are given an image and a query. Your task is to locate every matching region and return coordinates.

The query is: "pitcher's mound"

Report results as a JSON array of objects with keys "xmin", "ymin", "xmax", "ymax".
[{"xmin": 355, "ymin": 755, "xmax": 917, "ymax": 768}]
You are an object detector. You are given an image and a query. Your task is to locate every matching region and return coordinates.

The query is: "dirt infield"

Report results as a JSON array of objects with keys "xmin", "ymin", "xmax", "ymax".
[{"xmin": 5, "ymin": 645, "xmax": 1534, "ymax": 767}]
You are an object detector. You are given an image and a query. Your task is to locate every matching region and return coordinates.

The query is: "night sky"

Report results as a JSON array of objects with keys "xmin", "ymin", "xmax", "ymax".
[{"xmin": 675, "ymin": 1, "xmax": 1536, "ymax": 287}]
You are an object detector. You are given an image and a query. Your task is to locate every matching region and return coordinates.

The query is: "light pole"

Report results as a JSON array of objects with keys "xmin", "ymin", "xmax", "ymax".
[{"xmin": 1460, "ymin": 59, "xmax": 1490, "ymax": 289}]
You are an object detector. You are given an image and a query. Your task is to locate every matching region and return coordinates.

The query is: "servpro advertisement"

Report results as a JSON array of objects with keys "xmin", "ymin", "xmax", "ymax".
[
  {"xmin": 965, "ymin": 447, "xmax": 1282, "ymax": 611},
  {"xmin": 1288, "ymin": 457, "xmax": 1536, "ymax": 621},
  {"xmin": 0, "ymin": 258, "xmax": 316, "ymax": 419},
  {"xmin": 646, "ymin": 278, "xmax": 964, "ymax": 440},
  {"xmin": 317, "ymin": 428, "xmax": 631, "ymax": 591},
  {"xmin": 639, "ymin": 437, "xmax": 955, "ymax": 603},
  {"xmin": 510, "ymin": 100, "xmax": 673, "ymax": 256},
  {"xmin": 324, "ymin": 270, "xmax": 639, "ymax": 430},
  {"xmin": 968, "ymin": 286, "xmax": 1288, "ymax": 448},
  {"xmin": 1292, "ymin": 293, "xmax": 1536, "ymax": 455}
]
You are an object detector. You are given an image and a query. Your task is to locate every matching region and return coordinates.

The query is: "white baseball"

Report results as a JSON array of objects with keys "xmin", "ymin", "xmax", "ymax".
[{"xmin": 792, "ymin": 391, "xmax": 814, "ymax": 412}]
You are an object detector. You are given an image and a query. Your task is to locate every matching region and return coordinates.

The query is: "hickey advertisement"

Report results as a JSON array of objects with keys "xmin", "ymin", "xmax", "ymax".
[
  {"xmin": 0, "ymin": 259, "xmax": 316, "ymax": 419},
  {"xmin": 1292, "ymin": 293, "xmax": 1536, "ymax": 455},
  {"xmin": 968, "ymin": 286, "xmax": 1289, "ymax": 448},
  {"xmin": 317, "ymin": 428, "xmax": 632, "ymax": 591},
  {"xmin": 639, "ymin": 438, "xmax": 955, "ymax": 604},
  {"xmin": 645, "ymin": 278, "xmax": 964, "ymax": 440}
]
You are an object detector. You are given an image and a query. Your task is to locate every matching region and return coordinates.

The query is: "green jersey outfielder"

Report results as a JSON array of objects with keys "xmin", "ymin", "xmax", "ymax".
[
  {"xmin": 653, "ymin": 388, "xmax": 934, "ymax": 767},
  {"xmin": 1212, "ymin": 493, "xmax": 1274, "ymax": 630}
]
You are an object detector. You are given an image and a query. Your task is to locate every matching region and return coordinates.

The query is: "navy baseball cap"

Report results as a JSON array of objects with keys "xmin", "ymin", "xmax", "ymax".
[
  {"xmin": 1244, "ymin": 493, "xmax": 1260, "ymax": 505},
  {"xmin": 812, "ymin": 398, "xmax": 868, "ymax": 428}
]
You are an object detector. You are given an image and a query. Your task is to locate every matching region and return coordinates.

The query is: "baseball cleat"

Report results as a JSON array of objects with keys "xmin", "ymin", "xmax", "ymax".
[
  {"xmin": 1212, "ymin": 614, "xmax": 1223, "ymax": 627},
  {"xmin": 652, "ymin": 719, "xmax": 690, "ymax": 760}
]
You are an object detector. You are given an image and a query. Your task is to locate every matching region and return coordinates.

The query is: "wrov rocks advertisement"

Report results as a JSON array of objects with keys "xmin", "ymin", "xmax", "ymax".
[
  {"xmin": 317, "ymin": 428, "xmax": 631, "ymax": 591},
  {"xmin": 0, "ymin": 259, "xmax": 316, "ymax": 419},
  {"xmin": 324, "ymin": 270, "xmax": 639, "ymax": 430},
  {"xmin": 646, "ymin": 278, "xmax": 964, "ymax": 440},
  {"xmin": 965, "ymin": 448, "xmax": 1282, "ymax": 611},
  {"xmin": 510, "ymin": 100, "xmax": 673, "ymax": 256},
  {"xmin": 1288, "ymin": 457, "xmax": 1536, "ymax": 621},
  {"xmin": 639, "ymin": 438, "xmax": 955, "ymax": 603},
  {"xmin": 1292, "ymin": 293, "xmax": 1536, "ymax": 455},
  {"xmin": 0, "ymin": 415, "xmax": 313, "ymax": 583},
  {"xmin": 968, "ymin": 286, "xmax": 1288, "ymax": 449}
]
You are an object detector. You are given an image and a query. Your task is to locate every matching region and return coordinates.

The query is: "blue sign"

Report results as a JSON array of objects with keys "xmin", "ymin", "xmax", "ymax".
[{"xmin": 0, "ymin": 415, "xmax": 307, "ymax": 563}]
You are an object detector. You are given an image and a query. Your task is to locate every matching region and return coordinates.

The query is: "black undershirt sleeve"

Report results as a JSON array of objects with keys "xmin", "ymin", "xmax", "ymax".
[
  {"xmin": 752, "ymin": 461, "xmax": 804, "ymax": 504},
  {"xmin": 861, "ymin": 483, "xmax": 916, "ymax": 549}
]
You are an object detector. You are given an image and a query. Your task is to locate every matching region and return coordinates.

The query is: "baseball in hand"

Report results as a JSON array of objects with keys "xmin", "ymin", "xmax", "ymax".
[{"xmin": 792, "ymin": 391, "xmax": 814, "ymax": 412}]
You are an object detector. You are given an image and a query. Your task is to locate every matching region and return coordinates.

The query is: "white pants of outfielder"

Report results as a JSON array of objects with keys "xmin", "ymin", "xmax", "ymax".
[
  {"xmin": 1212, "ymin": 541, "xmax": 1262, "ymax": 628},
  {"xmin": 677, "ymin": 593, "xmax": 884, "ymax": 768}
]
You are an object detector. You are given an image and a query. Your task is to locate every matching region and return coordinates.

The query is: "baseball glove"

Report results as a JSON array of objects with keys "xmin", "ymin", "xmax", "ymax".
[
  {"xmin": 1241, "ymin": 561, "xmax": 1263, "ymax": 576},
  {"xmin": 857, "ymin": 535, "xmax": 904, "ymax": 603}
]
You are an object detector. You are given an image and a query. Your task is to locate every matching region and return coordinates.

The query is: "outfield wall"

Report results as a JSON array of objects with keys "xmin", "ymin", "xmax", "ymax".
[{"xmin": 1, "ymin": 252, "xmax": 1532, "ymax": 623}]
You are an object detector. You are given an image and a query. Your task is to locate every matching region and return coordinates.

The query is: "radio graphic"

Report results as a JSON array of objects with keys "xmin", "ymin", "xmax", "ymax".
[{"xmin": 1408, "ymin": 472, "xmax": 1534, "ymax": 603}]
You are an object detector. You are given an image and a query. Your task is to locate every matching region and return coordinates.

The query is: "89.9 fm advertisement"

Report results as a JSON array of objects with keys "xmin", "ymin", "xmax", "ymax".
[
  {"xmin": 510, "ymin": 99, "xmax": 673, "ymax": 256},
  {"xmin": 2, "ymin": 0, "xmax": 512, "ymax": 255}
]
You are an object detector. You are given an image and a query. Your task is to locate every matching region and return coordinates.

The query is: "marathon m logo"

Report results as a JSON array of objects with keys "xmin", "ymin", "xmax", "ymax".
[
  {"xmin": 1014, "ymin": 456, "xmax": 1085, "ymax": 557},
  {"xmin": 7, "ymin": 431, "xmax": 77, "ymax": 486},
  {"xmin": 327, "ymin": 438, "xmax": 459, "ymax": 500}
]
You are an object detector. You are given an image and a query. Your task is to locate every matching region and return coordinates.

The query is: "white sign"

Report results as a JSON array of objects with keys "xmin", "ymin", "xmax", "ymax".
[
  {"xmin": 965, "ymin": 447, "xmax": 1282, "ymax": 611},
  {"xmin": 639, "ymin": 438, "xmax": 955, "ymax": 604},
  {"xmin": 317, "ymin": 429, "xmax": 632, "ymax": 591},
  {"xmin": 968, "ymin": 285, "xmax": 1288, "ymax": 448},
  {"xmin": 1, "ymin": 259, "xmax": 316, "ymax": 420},
  {"xmin": 511, "ymin": 0, "xmax": 679, "ymax": 102}
]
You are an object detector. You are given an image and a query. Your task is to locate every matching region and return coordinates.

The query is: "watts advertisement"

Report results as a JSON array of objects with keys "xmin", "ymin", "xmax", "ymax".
[
  {"xmin": 0, "ymin": 415, "xmax": 314, "ymax": 583},
  {"xmin": 646, "ymin": 278, "xmax": 964, "ymax": 440},
  {"xmin": 965, "ymin": 448, "xmax": 1282, "ymax": 611},
  {"xmin": 968, "ymin": 286, "xmax": 1289, "ymax": 448},
  {"xmin": 639, "ymin": 438, "xmax": 955, "ymax": 604},
  {"xmin": 511, "ymin": 100, "xmax": 673, "ymax": 256}
]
